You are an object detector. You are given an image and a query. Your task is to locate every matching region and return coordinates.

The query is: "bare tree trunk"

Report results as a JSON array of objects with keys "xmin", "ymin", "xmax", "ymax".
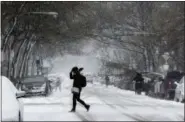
[
  {"xmin": 13, "ymin": 39, "xmax": 28, "ymax": 77},
  {"xmin": 2, "ymin": 17, "xmax": 17, "ymax": 51},
  {"xmin": 23, "ymin": 58, "xmax": 29, "ymax": 77},
  {"xmin": 143, "ymin": 48, "xmax": 148, "ymax": 72},
  {"xmin": 40, "ymin": 56, "xmax": 43, "ymax": 75},
  {"xmin": 7, "ymin": 39, "xmax": 14, "ymax": 78},
  {"xmin": 147, "ymin": 48, "xmax": 152, "ymax": 72},
  {"xmin": 150, "ymin": 46, "xmax": 157, "ymax": 72},
  {"xmin": 19, "ymin": 40, "xmax": 33, "ymax": 77},
  {"xmin": 6, "ymin": 47, "xmax": 11, "ymax": 78},
  {"xmin": 31, "ymin": 52, "xmax": 36, "ymax": 76},
  {"xmin": 23, "ymin": 54, "xmax": 31, "ymax": 77},
  {"xmin": 26, "ymin": 56, "xmax": 31, "ymax": 76},
  {"xmin": 11, "ymin": 32, "xmax": 30, "ymax": 77},
  {"xmin": 19, "ymin": 50, "xmax": 29, "ymax": 77},
  {"xmin": 15, "ymin": 34, "xmax": 34, "ymax": 77},
  {"xmin": 17, "ymin": 42, "xmax": 30, "ymax": 77},
  {"xmin": 22, "ymin": 54, "xmax": 30, "ymax": 77},
  {"xmin": 2, "ymin": 2, "xmax": 26, "ymax": 51},
  {"xmin": 24, "ymin": 42, "xmax": 36, "ymax": 77}
]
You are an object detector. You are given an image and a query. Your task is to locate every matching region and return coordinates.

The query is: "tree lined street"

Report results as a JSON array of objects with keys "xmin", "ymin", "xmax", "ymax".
[{"xmin": 1, "ymin": 1, "xmax": 184, "ymax": 121}]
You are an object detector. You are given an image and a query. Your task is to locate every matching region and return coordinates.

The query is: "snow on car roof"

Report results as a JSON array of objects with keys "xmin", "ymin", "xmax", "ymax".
[
  {"xmin": 142, "ymin": 72, "xmax": 164, "ymax": 78},
  {"xmin": 22, "ymin": 76, "xmax": 46, "ymax": 83}
]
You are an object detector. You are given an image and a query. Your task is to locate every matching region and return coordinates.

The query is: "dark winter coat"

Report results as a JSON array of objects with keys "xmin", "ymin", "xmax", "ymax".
[
  {"xmin": 70, "ymin": 72, "xmax": 83, "ymax": 89},
  {"xmin": 105, "ymin": 76, "xmax": 110, "ymax": 85},
  {"xmin": 133, "ymin": 73, "xmax": 144, "ymax": 90}
]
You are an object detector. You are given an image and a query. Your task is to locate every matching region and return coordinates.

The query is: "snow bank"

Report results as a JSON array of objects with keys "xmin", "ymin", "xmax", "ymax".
[{"xmin": 1, "ymin": 76, "xmax": 19, "ymax": 121}]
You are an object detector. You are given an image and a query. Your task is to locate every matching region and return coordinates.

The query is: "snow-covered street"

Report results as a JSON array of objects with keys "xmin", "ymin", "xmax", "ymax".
[
  {"xmin": 21, "ymin": 84, "xmax": 184, "ymax": 121},
  {"xmin": 2, "ymin": 1, "xmax": 184, "ymax": 121}
]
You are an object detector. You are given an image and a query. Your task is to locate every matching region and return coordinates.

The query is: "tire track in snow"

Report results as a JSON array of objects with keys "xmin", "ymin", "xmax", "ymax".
[
  {"xmin": 89, "ymin": 87, "xmax": 146, "ymax": 121},
  {"xmin": 75, "ymin": 112, "xmax": 95, "ymax": 121},
  {"xmin": 96, "ymin": 96, "xmax": 144, "ymax": 121},
  {"xmin": 75, "ymin": 112, "xmax": 89, "ymax": 121},
  {"xmin": 88, "ymin": 87, "xmax": 140, "ymax": 106},
  {"xmin": 89, "ymin": 86, "xmax": 184, "ymax": 121}
]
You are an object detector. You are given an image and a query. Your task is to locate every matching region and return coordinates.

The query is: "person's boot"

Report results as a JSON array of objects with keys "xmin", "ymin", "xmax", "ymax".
[
  {"xmin": 69, "ymin": 109, "xmax": 75, "ymax": 112},
  {"xmin": 86, "ymin": 105, "xmax": 90, "ymax": 112}
]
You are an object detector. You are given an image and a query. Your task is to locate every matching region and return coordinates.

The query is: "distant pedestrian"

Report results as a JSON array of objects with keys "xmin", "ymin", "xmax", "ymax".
[
  {"xmin": 69, "ymin": 66, "xmax": 90, "ymax": 112},
  {"xmin": 154, "ymin": 81, "xmax": 161, "ymax": 97},
  {"xmin": 53, "ymin": 77, "xmax": 62, "ymax": 92},
  {"xmin": 57, "ymin": 77, "xmax": 62, "ymax": 91},
  {"xmin": 133, "ymin": 73, "xmax": 144, "ymax": 95},
  {"xmin": 105, "ymin": 75, "xmax": 110, "ymax": 87},
  {"xmin": 160, "ymin": 81, "xmax": 165, "ymax": 99}
]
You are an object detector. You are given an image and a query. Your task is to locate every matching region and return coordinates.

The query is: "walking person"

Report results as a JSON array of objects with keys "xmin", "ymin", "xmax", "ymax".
[
  {"xmin": 154, "ymin": 79, "xmax": 162, "ymax": 98},
  {"xmin": 57, "ymin": 77, "xmax": 62, "ymax": 92},
  {"xmin": 133, "ymin": 73, "xmax": 144, "ymax": 95},
  {"xmin": 69, "ymin": 66, "xmax": 90, "ymax": 112},
  {"xmin": 160, "ymin": 80, "xmax": 165, "ymax": 99},
  {"xmin": 105, "ymin": 75, "xmax": 110, "ymax": 88},
  {"xmin": 54, "ymin": 77, "xmax": 62, "ymax": 92}
]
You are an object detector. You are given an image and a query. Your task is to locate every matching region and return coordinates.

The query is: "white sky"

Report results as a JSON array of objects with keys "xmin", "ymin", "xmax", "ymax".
[{"xmin": 51, "ymin": 55, "xmax": 101, "ymax": 75}]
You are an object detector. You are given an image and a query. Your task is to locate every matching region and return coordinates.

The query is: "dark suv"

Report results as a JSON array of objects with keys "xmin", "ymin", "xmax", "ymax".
[{"xmin": 164, "ymin": 71, "xmax": 184, "ymax": 100}]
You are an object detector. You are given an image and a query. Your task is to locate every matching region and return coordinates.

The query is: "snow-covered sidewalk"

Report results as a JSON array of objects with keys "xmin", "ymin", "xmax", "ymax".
[{"xmin": 21, "ymin": 84, "xmax": 184, "ymax": 121}]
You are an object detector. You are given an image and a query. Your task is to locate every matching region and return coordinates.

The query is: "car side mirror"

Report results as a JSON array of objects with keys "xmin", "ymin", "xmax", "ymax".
[{"xmin": 16, "ymin": 91, "xmax": 26, "ymax": 99}]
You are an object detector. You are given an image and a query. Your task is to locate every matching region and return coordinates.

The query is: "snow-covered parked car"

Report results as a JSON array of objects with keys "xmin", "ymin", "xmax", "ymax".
[
  {"xmin": 47, "ymin": 73, "xmax": 62, "ymax": 84},
  {"xmin": 47, "ymin": 73, "xmax": 70, "ymax": 90},
  {"xmin": 2, "ymin": 76, "xmax": 25, "ymax": 121},
  {"xmin": 174, "ymin": 76, "xmax": 184, "ymax": 102},
  {"xmin": 47, "ymin": 74, "xmax": 60, "ymax": 82},
  {"xmin": 18, "ymin": 75, "xmax": 50, "ymax": 97}
]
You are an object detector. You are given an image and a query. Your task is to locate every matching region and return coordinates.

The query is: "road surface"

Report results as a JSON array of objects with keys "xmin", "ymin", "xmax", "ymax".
[{"xmin": 22, "ymin": 84, "xmax": 184, "ymax": 121}]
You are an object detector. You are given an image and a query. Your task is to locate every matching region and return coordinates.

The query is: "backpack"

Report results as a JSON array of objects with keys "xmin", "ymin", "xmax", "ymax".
[{"xmin": 80, "ymin": 74, "xmax": 87, "ymax": 87}]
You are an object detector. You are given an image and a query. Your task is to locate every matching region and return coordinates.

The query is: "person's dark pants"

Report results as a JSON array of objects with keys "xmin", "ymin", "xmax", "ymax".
[
  {"xmin": 135, "ymin": 82, "xmax": 142, "ymax": 94},
  {"xmin": 169, "ymin": 90, "xmax": 175, "ymax": 100},
  {"xmin": 72, "ymin": 89, "xmax": 88, "ymax": 111}
]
